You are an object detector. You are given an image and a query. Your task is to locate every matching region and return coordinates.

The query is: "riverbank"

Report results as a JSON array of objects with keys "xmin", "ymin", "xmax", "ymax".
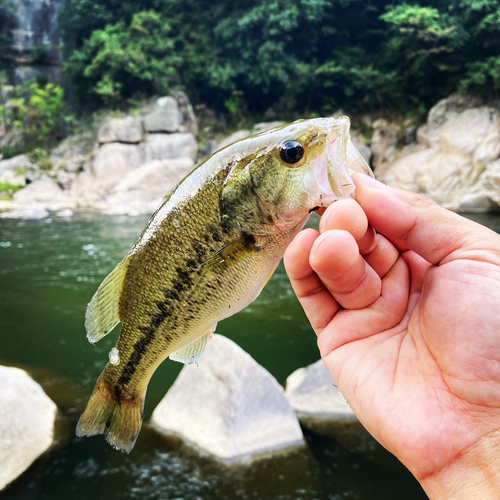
[{"xmin": 1, "ymin": 92, "xmax": 500, "ymax": 220}]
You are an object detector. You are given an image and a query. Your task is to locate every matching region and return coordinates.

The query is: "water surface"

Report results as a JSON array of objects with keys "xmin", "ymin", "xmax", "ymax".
[{"xmin": 5, "ymin": 211, "xmax": 487, "ymax": 498}]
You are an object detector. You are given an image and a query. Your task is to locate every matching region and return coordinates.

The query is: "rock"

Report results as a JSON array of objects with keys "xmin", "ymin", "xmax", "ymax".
[
  {"xmin": 216, "ymin": 130, "xmax": 251, "ymax": 151},
  {"xmin": 142, "ymin": 96, "xmax": 183, "ymax": 133},
  {"xmin": 151, "ymin": 334, "xmax": 304, "ymax": 463},
  {"xmin": 458, "ymin": 193, "xmax": 499, "ymax": 213},
  {"xmin": 0, "ymin": 366, "xmax": 58, "ymax": 491},
  {"xmin": 0, "ymin": 168, "xmax": 26, "ymax": 187},
  {"xmin": 377, "ymin": 94, "xmax": 500, "ymax": 212},
  {"xmin": 50, "ymin": 133, "xmax": 95, "ymax": 172},
  {"xmin": 0, "ymin": 207, "xmax": 49, "ymax": 220},
  {"xmin": 144, "ymin": 133, "xmax": 197, "ymax": 161},
  {"xmin": 370, "ymin": 119, "xmax": 399, "ymax": 175},
  {"xmin": 0, "ymin": 155, "xmax": 34, "ymax": 174},
  {"xmin": 350, "ymin": 130, "xmax": 372, "ymax": 165},
  {"xmin": 97, "ymin": 116, "xmax": 144, "ymax": 144},
  {"xmin": 91, "ymin": 143, "xmax": 145, "ymax": 188},
  {"xmin": 112, "ymin": 158, "xmax": 193, "ymax": 194},
  {"xmin": 285, "ymin": 360, "xmax": 379, "ymax": 455},
  {"xmin": 170, "ymin": 90, "xmax": 199, "ymax": 135},
  {"xmin": 104, "ymin": 158, "xmax": 194, "ymax": 215},
  {"xmin": 12, "ymin": 177, "xmax": 72, "ymax": 208},
  {"xmin": 286, "ymin": 359, "xmax": 356, "ymax": 425},
  {"xmin": 55, "ymin": 208, "xmax": 74, "ymax": 218}
]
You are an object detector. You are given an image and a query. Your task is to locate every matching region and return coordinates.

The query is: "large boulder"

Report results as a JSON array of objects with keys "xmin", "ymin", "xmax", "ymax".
[
  {"xmin": 378, "ymin": 94, "xmax": 500, "ymax": 212},
  {"xmin": 91, "ymin": 143, "xmax": 145, "ymax": 188},
  {"xmin": 286, "ymin": 360, "xmax": 357, "ymax": 427},
  {"xmin": 104, "ymin": 158, "xmax": 194, "ymax": 215},
  {"xmin": 285, "ymin": 360, "xmax": 379, "ymax": 455},
  {"xmin": 144, "ymin": 133, "xmax": 197, "ymax": 161},
  {"xmin": 142, "ymin": 96, "xmax": 183, "ymax": 133},
  {"xmin": 0, "ymin": 366, "xmax": 59, "ymax": 491},
  {"xmin": 0, "ymin": 155, "xmax": 34, "ymax": 175},
  {"xmin": 97, "ymin": 116, "xmax": 144, "ymax": 144},
  {"xmin": 169, "ymin": 90, "xmax": 199, "ymax": 135},
  {"xmin": 151, "ymin": 334, "xmax": 304, "ymax": 463},
  {"xmin": 11, "ymin": 176, "xmax": 76, "ymax": 211}
]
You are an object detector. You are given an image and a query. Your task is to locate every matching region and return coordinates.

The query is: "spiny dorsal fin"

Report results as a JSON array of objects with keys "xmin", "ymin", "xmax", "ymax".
[
  {"xmin": 85, "ymin": 256, "xmax": 131, "ymax": 344},
  {"xmin": 169, "ymin": 324, "xmax": 216, "ymax": 365}
]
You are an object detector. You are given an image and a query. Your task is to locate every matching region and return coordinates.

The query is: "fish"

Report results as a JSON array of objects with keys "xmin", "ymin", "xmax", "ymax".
[{"xmin": 76, "ymin": 116, "xmax": 373, "ymax": 453}]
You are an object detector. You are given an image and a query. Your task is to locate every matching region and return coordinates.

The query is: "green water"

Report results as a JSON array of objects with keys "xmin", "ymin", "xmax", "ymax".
[{"xmin": 7, "ymin": 211, "xmax": 490, "ymax": 499}]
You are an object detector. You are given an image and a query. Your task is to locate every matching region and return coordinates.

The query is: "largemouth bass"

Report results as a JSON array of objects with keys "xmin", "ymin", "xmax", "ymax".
[{"xmin": 76, "ymin": 117, "xmax": 373, "ymax": 452}]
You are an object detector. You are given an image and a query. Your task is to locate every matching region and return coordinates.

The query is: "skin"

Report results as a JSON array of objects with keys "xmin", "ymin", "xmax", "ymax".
[{"xmin": 285, "ymin": 173, "xmax": 500, "ymax": 499}]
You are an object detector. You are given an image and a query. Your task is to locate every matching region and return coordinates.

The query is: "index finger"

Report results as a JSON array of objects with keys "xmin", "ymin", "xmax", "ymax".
[{"xmin": 353, "ymin": 173, "xmax": 497, "ymax": 265}]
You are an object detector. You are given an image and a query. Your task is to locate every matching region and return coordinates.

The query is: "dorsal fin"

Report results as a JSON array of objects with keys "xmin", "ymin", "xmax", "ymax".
[
  {"xmin": 169, "ymin": 324, "xmax": 216, "ymax": 364},
  {"xmin": 85, "ymin": 256, "xmax": 131, "ymax": 344}
]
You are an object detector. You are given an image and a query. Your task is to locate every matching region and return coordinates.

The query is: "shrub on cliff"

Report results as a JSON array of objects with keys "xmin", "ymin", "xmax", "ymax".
[{"xmin": 0, "ymin": 80, "xmax": 69, "ymax": 155}]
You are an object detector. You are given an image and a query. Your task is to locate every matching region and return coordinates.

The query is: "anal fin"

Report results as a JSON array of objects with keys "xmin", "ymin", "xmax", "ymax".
[
  {"xmin": 85, "ymin": 255, "xmax": 131, "ymax": 344},
  {"xmin": 169, "ymin": 324, "xmax": 216, "ymax": 365}
]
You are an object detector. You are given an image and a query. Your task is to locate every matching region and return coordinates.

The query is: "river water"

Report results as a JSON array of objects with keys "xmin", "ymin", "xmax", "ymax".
[{"xmin": 2, "ymin": 212, "xmax": 496, "ymax": 499}]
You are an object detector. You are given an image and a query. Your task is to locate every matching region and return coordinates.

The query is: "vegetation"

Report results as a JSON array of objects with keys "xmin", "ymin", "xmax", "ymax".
[
  {"xmin": 56, "ymin": 0, "xmax": 500, "ymax": 119},
  {"xmin": 0, "ymin": 80, "xmax": 70, "ymax": 156},
  {"xmin": 0, "ymin": 182, "xmax": 22, "ymax": 200}
]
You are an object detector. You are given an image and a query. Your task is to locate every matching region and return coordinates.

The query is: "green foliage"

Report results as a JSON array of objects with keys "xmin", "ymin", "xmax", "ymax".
[
  {"xmin": 59, "ymin": 0, "xmax": 500, "ymax": 117},
  {"xmin": 0, "ymin": 81, "xmax": 69, "ymax": 152},
  {"xmin": 65, "ymin": 11, "xmax": 180, "ymax": 107},
  {"xmin": 0, "ymin": 182, "xmax": 22, "ymax": 201}
]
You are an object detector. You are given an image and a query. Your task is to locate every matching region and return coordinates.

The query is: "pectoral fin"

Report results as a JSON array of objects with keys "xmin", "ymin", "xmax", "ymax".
[
  {"xmin": 85, "ymin": 256, "xmax": 131, "ymax": 344},
  {"xmin": 169, "ymin": 324, "xmax": 216, "ymax": 364}
]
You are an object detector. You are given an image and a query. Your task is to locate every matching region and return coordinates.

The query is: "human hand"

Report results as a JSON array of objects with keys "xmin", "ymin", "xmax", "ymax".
[{"xmin": 284, "ymin": 174, "xmax": 500, "ymax": 499}]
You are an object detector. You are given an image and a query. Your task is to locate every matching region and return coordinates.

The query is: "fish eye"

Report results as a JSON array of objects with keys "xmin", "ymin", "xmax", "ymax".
[{"xmin": 280, "ymin": 141, "xmax": 304, "ymax": 165}]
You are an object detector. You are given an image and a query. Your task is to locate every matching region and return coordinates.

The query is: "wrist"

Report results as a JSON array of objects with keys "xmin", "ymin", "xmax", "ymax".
[{"xmin": 419, "ymin": 432, "xmax": 500, "ymax": 499}]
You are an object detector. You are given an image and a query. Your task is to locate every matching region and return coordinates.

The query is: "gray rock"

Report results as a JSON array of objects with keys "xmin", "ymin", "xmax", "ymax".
[
  {"xmin": 350, "ymin": 130, "xmax": 372, "ymax": 166},
  {"xmin": 170, "ymin": 90, "xmax": 199, "ymax": 135},
  {"xmin": 144, "ymin": 133, "xmax": 197, "ymax": 161},
  {"xmin": 286, "ymin": 360, "xmax": 356, "ymax": 424},
  {"xmin": 112, "ymin": 158, "xmax": 193, "ymax": 194},
  {"xmin": 0, "ymin": 366, "xmax": 58, "ymax": 491},
  {"xmin": 0, "ymin": 155, "xmax": 34, "ymax": 174},
  {"xmin": 0, "ymin": 168, "xmax": 26, "ymax": 187},
  {"xmin": 97, "ymin": 116, "xmax": 144, "ymax": 144},
  {"xmin": 104, "ymin": 158, "xmax": 194, "ymax": 216},
  {"xmin": 92, "ymin": 143, "xmax": 145, "ymax": 188},
  {"xmin": 458, "ymin": 194, "xmax": 499, "ymax": 213},
  {"xmin": 142, "ymin": 96, "xmax": 183, "ymax": 133},
  {"xmin": 0, "ymin": 207, "xmax": 49, "ymax": 220},
  {"xmin": 55, "ymin": 208, "xmax": 74, "ymax": 217},
  {"xmin": 377, "ymin": 95, "xmax": 500, "ymax": 212},
  {"xmin": 285, "ymin": 360, "xmax": 379, "ymax": 455},
  {"xmin": 151, "ymin": 334, "xmax": 304, "ymax": 463},
  {"xmin": 12, "ymin": 177, "xmax": 69, "ymax": 206}
]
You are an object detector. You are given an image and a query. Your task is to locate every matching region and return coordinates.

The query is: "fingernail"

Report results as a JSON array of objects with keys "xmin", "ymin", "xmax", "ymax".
[{"xmin": 352, "ymin": 172, "xmax": 386, "ymax": 191}]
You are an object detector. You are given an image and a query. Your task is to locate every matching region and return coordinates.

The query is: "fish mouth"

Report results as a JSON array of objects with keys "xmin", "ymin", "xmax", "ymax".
[{"xmin": 315, "ymin": 116, "xmax": 374, "ymax": 208}]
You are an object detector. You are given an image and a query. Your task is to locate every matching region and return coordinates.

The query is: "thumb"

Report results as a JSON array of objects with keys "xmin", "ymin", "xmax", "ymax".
[{"xmin": 352, "ymin": 173, "xmax": 496, "ymax": 265}]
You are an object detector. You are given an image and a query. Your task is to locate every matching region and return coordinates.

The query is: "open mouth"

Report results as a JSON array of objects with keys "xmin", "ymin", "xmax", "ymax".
[{"xmin": 316, "ymin": 119, "xmax": 373, "ymax": 206}]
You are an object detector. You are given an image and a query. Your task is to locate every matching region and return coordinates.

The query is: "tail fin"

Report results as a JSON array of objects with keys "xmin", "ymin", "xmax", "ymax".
[{"xmin": 76, "ymin": 375, "xmax": 144, "ymax": 453}]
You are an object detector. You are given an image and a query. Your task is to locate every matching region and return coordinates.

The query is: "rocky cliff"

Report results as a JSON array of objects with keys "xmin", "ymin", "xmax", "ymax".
[{"xmin": 6, "ymin": 0, "xmax": 64, "ymax": 85}]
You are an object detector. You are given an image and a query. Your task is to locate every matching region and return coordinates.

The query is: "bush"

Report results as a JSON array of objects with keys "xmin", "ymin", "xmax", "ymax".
[
  {"xmin": 0, "ymin": 80, "xmax": 70, "ymax": 152},
  {"xmin": 58, "ymin": 0, "xmax": 500, "ymax": 117}
]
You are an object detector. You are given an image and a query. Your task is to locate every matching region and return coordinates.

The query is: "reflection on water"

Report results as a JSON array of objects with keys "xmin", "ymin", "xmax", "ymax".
[{"xmin": 4, "ymin": 210, "xmax": 481, "ymax": 499}]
